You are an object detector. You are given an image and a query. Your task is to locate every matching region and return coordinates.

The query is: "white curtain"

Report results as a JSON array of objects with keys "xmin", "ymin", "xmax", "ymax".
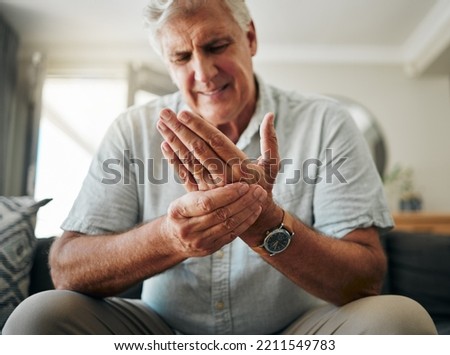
[
  {"xmin": 0, "ymin": 13, "xmax": 46, "ymax": 196},
  {"xmin": 0, "ymin": 13, "xmax": 19, "ymax": 195}
]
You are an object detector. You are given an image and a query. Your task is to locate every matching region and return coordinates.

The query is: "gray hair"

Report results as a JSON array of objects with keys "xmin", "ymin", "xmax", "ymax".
[{"xmin": 143, "ymin": 0, "xmax": 252, "ymax": 55}]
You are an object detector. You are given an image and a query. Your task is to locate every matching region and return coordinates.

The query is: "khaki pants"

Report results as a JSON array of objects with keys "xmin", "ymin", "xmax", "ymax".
[{"xmin": 3, "ymin": 290, "xmax": 437, "ymax": 335}]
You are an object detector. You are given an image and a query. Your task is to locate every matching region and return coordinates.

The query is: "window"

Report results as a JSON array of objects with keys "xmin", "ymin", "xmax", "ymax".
[{"xmin": 34, "ymin": 77, "xmax": 128, "ymax": 238}]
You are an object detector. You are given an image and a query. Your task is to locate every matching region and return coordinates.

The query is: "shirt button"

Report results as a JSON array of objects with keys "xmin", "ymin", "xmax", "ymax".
[
  {"xmin": 216, "ymin": 250, "xmax": 224, "ymax": 258},
  {"xmin": 215, "ymin": 301, "xmax": 225, "ymax": 310}
]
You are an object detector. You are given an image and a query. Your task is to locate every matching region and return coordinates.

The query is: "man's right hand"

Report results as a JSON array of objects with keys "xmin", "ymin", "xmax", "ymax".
[
  {"xmin": 50, "ymin": 183, "xmax": 266, "ymax": 297},
  {"xmin": 161, "ymin": 182, "xmax": 267, "ymax": 257}
]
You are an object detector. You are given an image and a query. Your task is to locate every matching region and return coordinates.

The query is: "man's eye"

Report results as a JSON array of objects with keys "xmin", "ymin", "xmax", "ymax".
[
  {"xmin": 210, "ymin": 43, "xmax": 229, "ymax": 53},
  {"xmin": 172, "ymin": 54, "xmax": 191, "ymax": 64}
]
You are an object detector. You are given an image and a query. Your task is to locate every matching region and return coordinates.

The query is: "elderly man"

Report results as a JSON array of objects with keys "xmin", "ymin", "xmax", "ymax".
[{"xmin": 4, "ymin": 0, "xmax": 437, "ymax": 335}]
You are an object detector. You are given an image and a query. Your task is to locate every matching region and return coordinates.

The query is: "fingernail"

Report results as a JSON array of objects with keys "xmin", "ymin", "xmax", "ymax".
[
  {"xmin": 178, "ymin": 111, "xmax": 190, "ymax": 123},
  {"xmin": 161, "ymin": 141, "xmax": 169, "ymax": 152},
  {"xmin": 253, "ymin": 186, "xmax": 266, "ymax": 199},
  {"xmin": 161, "ymin": 109, "xmax": 171, "ymax": 121},
  {"xmin": 238, "ymin": 183, "xmax": 249, "ymax": 194},
  {"xmin": 158, "ymin": 120, "xmax": 168, "ymax": 131}
]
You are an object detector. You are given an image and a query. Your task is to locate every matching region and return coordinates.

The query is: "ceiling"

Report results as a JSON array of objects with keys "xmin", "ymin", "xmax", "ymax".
[{"xmin": 1, "ymin": 0, "xmax": 450, "ymax": 76}]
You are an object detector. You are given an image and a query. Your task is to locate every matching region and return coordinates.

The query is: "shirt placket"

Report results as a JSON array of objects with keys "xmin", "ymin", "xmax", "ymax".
[{"xmin": 211, "ymin": 245, "xmax": 232, "ymax": 334}]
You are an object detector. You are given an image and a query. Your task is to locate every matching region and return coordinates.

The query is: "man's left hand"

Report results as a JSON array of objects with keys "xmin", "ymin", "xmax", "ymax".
[{"xmin": 156, "ymin": 108, "xmax": 284, "ymax": 240}]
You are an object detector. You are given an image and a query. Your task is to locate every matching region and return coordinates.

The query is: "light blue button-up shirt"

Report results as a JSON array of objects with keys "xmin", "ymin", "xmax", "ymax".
[{"xmin": 62, "ymin": 76, "xmax": 393, "ymax": 334}]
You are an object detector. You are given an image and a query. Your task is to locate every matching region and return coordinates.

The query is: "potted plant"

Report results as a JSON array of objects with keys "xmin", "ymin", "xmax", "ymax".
[{"xmin": 384, "ymin": 164, "xmax": 422, "ymax": 211}]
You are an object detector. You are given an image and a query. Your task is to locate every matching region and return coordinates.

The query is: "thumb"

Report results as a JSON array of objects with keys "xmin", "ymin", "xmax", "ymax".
[{"xmin": 259, "ymin": 112, "xmax": 280, "ymax": 183}]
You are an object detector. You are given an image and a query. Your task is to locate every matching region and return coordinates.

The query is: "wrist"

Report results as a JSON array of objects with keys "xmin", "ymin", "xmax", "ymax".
[
  {"xmin": 253, "ymin": 209, "xmax": 296, "ymax": 256},
  {"xmin": 157, "ymin": 215, "xmax": 188, "ymax": 258},
  {"xmin": 241, "ymin": 200, "xmax": 284, "ymax": 246}
]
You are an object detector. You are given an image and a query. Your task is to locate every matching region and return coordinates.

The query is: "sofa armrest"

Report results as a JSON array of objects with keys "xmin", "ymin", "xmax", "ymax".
[{"xmin": 29, "ymin": 237, "xmax": 56, "ymax": 295}]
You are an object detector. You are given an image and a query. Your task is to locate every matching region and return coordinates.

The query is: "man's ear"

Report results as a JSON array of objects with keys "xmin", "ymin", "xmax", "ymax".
[{"xmin": 247, "ymin": 20, "xmax": 257, "ymax": 56}]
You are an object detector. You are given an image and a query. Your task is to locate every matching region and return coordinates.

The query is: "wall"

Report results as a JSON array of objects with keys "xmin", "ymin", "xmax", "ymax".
[{"xmin": 254, "ymin": 62, "xmax": 450, "ymax": 212}]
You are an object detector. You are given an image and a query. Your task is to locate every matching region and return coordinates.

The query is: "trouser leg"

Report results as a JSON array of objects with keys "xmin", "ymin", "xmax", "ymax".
[
  {"xmin": 2, "ymin": 290, "xmax": 174, "ymax": 335},
  {"xmin": 283, "ymin": 295, "xmax": 438, "ymax": 335}
]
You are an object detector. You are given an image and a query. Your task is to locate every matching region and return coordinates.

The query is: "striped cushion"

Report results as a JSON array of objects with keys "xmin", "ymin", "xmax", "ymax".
[{"xmin": 0, "ymin": 196, "xmax": 51, "ymax": 330}]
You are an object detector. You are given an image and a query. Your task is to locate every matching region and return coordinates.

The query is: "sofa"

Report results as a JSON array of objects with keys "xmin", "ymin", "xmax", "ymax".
[
  {"xmin": 11, "ymin": 231, "xmax": 450, "ymax": 334},
  {"xmin": 379, "ymin": 231, "xmax": 450, "ymax": 334}
]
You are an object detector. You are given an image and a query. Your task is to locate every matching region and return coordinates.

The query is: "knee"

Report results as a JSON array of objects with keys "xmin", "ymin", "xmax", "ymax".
[
  {"xmin": 2, "ymin": 290, "xmax": 91, "ymax": 335},
  {"xmin": 355, "ymin": 295, "xmax": 438, "ymax": 335}
]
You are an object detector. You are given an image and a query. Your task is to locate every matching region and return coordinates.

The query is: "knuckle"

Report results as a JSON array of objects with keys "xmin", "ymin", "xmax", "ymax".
[
  {"xmin": 166, "ymin": 133, "xmax": 177, "ymax": 144},
  {"xmin": 248, "ymin": 165, "xmax": 262, "ymax": 182},
  {"xmin": 178, "ymin": 168, "xmax": 188, "ymax": 182},
  {"xmin": 208, "ymin": 133, "xmax": 225, "ymax": 150},
  {"xmin": 182, "ymin": 152, "xmax": 196, "ymax": 166},
  {"xmin": 167, "ymin": 203, "xmax": 178, "ymax": 218},
  {"xmin": 269, "ymin": 132, "xmax": 278, "ymax": 143},
  {"xmin": 194, "ymin": 161, "xmax": 205, "ymax": 175},
  {"xmin": 223, "ymin": 216, "xmax": 235, "ymax": 230},
  {"xmin": 204, "ymin": 157, "xmax": 222, "ymax": 172},
  {"xmin": 215, "ymin": 207, "xmax": 229, "ymax": 222},
  {"xmin": 168, "ymin": 201, "xmax": 188, "ymax": 219},
  {"xmin": 191, "ymin": 139, "xmax": 207, "ymax": 156},
  {"xmin": 197, "ymin": 195, "xmax": 213, "ymax": 212},
  {"xmin": 189, "ymin": 238, "xmax": 202, "ymax": 250},
  {"xmin": 176, "ymin": 224, "xmax": 191, "ymax": 240},
  {"xmin": 171, "ymin": 119, "xmax": 183, "ymax": 132},
  {"xmin": 227, "ymin": 231, "xmax": 237, "ymax": 241}
]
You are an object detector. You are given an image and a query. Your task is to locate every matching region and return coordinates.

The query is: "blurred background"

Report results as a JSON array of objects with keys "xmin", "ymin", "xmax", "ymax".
[{"xmin": 1, "ymin": 0, "xmax": 449, "ymax": 237}]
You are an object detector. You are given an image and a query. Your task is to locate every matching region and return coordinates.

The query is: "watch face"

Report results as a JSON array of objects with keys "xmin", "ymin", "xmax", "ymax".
[{"xmin": 264, "ymin": 228, "xmax": 291, "ymax": 255}]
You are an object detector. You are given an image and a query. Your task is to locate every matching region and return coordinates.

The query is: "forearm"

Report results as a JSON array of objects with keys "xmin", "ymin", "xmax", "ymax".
[
  {"xmin": 243, "ymin": 212, "xmax": 387, "ymax": 306},
  {"xmin": 50, "ymin": 183, "xmax": 265, "ymax": 297},
  {"xmin": 49, "ymin": 216, "xmax": 185, "ymax": 297}
]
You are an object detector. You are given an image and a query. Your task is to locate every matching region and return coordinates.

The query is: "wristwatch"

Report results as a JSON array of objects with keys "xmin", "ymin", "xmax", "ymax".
[{"xmin": 259, "ymin": 210, "xmax": 295, "ymax": 256}]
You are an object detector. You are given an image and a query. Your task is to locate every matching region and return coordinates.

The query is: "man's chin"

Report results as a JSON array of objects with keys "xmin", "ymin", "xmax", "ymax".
[{"xmin": 198, "ymin": 110, "xmax": 235, "ymax": 127}]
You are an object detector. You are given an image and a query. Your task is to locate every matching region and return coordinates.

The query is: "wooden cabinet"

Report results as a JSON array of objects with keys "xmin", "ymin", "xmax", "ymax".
[{"xmin": 393, "ymin": 213, "xmax": 450, "ymax": 235}]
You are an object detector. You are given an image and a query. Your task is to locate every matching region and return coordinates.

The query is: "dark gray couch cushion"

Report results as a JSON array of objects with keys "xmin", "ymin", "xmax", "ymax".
[
  {"xmin": 29, "ymin": 237, "xmax": 56, "ymax": 295},
  {"xmin": 383, "ymin": 231, "xmax": 450, "ymax": 333}
]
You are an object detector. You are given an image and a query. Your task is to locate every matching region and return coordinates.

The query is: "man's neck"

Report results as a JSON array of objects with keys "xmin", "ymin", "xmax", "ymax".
[
  {"xmin": 217, "ymin": 122, "xmax": 242, "ymax": 143},
  {"xmin": 217, "ymin": 77, "xmax": 259, "ymax": 144}
]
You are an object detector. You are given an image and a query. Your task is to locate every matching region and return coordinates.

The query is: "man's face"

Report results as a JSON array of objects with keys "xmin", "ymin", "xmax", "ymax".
[{"xmin": 159, "ymin": 2, "xmax": 257, "ymax": 129}]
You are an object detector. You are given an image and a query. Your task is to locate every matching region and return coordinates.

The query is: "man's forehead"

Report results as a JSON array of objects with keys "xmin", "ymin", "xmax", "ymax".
[{"xmin": 162, "ymin": 24, "xmax": 237, "ymax": 53}]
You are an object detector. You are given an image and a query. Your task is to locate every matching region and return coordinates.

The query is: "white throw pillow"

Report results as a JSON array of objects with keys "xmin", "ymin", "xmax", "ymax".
[{"xmin": 0, "ymin": 196, "xmax": 51, "ymax": 330}]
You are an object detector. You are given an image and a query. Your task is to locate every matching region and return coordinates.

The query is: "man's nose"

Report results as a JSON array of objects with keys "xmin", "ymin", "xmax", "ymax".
[{"xmin": 193, "ymin": 55, "xmax": 218, "ymax": 83}]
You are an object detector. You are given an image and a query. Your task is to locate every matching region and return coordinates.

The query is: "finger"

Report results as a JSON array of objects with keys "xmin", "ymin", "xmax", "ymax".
[
  {"xmin": 196, "ymin": 204, "xmax": 263, "ymax": 251},
  {"xmin": 177, "ymin": 110, "xmax": 247, "ymax": 161},
  {"xmin": 157, "ymin": 114, "xmax": 192, "ymax": 164},
  {"xmin": 168, "ymin": 182, "xmax": 250, "ymax": 219},
  {"xmin": 176, "ymin": 111, "xmax": 248, "ymax": 180},
  {"xmin": 158, "ymin": 119, "xmax": 212, "ymax": 189},
  {"xmin": 185, "ymin": 186, "xmax": 266, "ymax": 250},
  {"xmin": 213, "ymin": 205, "xmax": 262, "ymax": 244},
  {"xmin": 159, "ymin": 109, "xmax": 229, "ymax": 186},
  {"xmin": 187, "ymin": 184, "xmax": 267, "ymax": 231},
  {"xmin": 161, "ymin": 141, "xmax": 198, "ymax": 192},
  {"xmin": 258, "ymin": 112, "xmax": 280, "ymax": 185}
]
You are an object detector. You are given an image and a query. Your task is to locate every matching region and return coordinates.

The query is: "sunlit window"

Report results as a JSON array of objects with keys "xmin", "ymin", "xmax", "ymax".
[{"xmin": 34, "ymin": 77, "xmax": 129, "ymax": 238}]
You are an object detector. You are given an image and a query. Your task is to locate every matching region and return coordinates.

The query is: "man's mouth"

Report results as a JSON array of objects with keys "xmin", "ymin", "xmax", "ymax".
[{"xmin": 198, "ymin": 84, "xmax": 229, "ymax": 96}]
